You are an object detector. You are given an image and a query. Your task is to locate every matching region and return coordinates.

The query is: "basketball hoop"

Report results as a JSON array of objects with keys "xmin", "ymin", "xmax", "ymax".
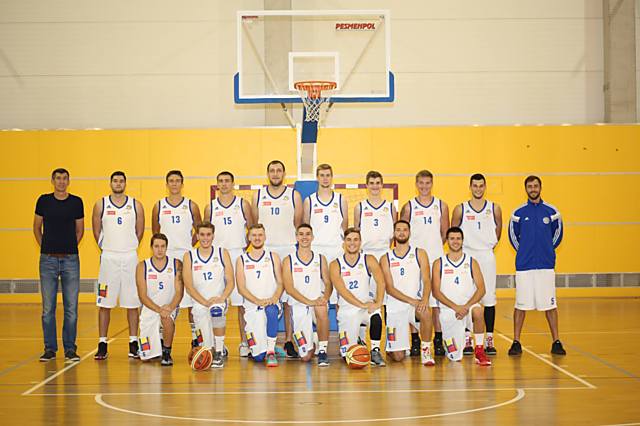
[{"xmin": 294, "ymin": 81, "xmax": 337, "ymax": 122}]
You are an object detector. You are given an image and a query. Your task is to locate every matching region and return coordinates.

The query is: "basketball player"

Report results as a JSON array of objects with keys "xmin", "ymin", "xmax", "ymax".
[
  {"xmin": 282, "ymin": 224, "xmax": 332, "ymax": 366},
  {"xmin": 451, "ymin": 173, "xmax": 502, "ymax": 355},
  {"xmin": 353, "ymin": 170, "xmax": 397, "ymax": 349},
  {"xmin": 236, "ymin": 224, "xmax": 284, "ymax": 367},
  {"xmin": 251, "ymin": 160, "xmax": 302, "ymax": 358},
  {"xmin": 381, "ymin": 220, "xmax": 435, "ymax": 365},
  {"xmin": 92, "ymin": 171, "xmax": 144, "ymax": 360},
  {"xmin": 431, "ymin": 227, "xmax": 491, "ymax": 366},
  {"xmin": 135, "ymin": 233, "xmax": 183, "ymax": 366},
  {"xmin": 204, "ymin": 171, "xmax": 254, "ymax": 357},
  {"xmin": 303, "ymin": 163, "xmax": 347, "ymax": 305},
  {"xmin": 331, "ymin": 228, "xmax": 386, "ymax": 367},
  {"xmin": 152, "ymin": 170, "xmax": 202, "ymax": 348},
  {"xmin": 400, "ymin": 170, "xmax": 449, "ymax": 356},
  {"xmin": 182, "ymin": 222, "xmax": 235, "ymax": 368}
]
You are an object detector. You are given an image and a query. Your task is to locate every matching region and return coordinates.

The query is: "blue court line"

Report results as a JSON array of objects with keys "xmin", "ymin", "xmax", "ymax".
[
  {"xmin": 305, "ymin": 362, "xmax": 313, "ymax": 390},
  {"xmin": 500, "ymin": 314, "xmax": 640, "ymax": 381}
]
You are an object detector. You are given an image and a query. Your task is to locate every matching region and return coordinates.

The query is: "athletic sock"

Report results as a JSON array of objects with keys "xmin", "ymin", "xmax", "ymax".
[
  {"xmin": 214, "ymin": 336, "xmax": 225, "ymax": 353},
  {"xmin": 371, "ymin": 340, "xmax": 381, "ymax": 351},
  {"xmin": 190, "ymin": 322, "xmax": 197, "ymax": 340},
  {"xmin": 421, "ymin": 341, "xmax": 432, "ymax": 350},
  {"xmin": 475, "ymin": 334, "xmax": 484, "ymax": 347},
  {"xmin": 266, "ymin": 337, "xmax": 276, "ymax": 353},
  {"xmin": 319, "ymin": 341, "xmax": 328, "ymax": 352},
  {"xmin": 359, "ymin": 325, "xmax": 367, "ymax": 342},
  {"xmin": 129, "ymin": 336, "xmax": 137, "ymax": 343},
  {"xmin": 99, "ymin": 336, "xmax": 108, "ymax": 343}
]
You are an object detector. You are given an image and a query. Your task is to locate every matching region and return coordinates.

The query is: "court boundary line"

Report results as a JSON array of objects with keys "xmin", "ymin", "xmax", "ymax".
[
  {"xmin": 495, "ymin": 331, "xmax": 597, "ymax": 389},
  {"xmin": 93, "ymin": 389, "xmax": 526, "ymax": 424},
  {"xmin": 21, "ymin": 336, "xmax": 117, "ymax": 396}
]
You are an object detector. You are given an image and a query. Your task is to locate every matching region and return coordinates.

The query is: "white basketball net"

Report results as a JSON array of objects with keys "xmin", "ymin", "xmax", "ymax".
[{"xmin": 294, "ymin": 81, "xmax": 336, "ymax": 122}]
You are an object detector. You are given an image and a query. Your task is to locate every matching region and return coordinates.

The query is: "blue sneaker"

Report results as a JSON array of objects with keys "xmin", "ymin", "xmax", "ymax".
[
  {"xmin": 274, "ymin": 346, "xmax": 287, "ymax": 359},
  {"xmin": 317, "ymin": 351, "xmax": 330, "ymax": 367}
]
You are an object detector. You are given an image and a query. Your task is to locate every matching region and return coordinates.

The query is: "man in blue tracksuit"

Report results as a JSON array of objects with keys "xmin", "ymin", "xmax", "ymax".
[{"xmin": 508, "ymin": 176, "xmax": 566, "ymax": 356}]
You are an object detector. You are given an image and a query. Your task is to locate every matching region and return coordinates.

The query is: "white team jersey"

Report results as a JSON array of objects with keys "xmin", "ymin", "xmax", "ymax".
[
  {"xmin": 210, "ymin": 196, "xmax": 247, "ymax": 250},
  {"xmin": 336, "ymin": 254, "xmax": 372, "ymax": 308},
  {"xmin": 309, "ymin": 191, "xmax": 344, "ymax": 246},
  {"xmin": 386, "ymin": 246, "xmax": 422, "ymax": 310},
  {"xmin": 257, "ymin": 186, "xmax": 296, "ymax": 247},
  {"xmin": 459, "ymin": 200, "xmax": 498, "ymax": 251},
  {"xmin": 190, "ymin": 247, "xmax": 226, "ymax": 300},
  {"xmin": 408, "ymin": 197, "xmax": 444, "ymax": 263},
  {"xmin": 157, "ymin": 197, "xmax": 193, "ymax": 253},
  {"xmin": 241, "ymin": 250, "xmax": 277, "ymax": 306},
  {"xmin": 99, "ymin": 195, "xmax": 139, "ymax": 253},
  {"xmin": 144, "ymin": 257, "xmax": 177, "ymax": 306},
  {"xmin": 438, "ymin": 254, "xmax": 476, "ymax": 306},
  {"xmin": 288, "ymin": 251, "xmax": 324, "ymax": 305},
  {"xmin": 359, "ymin": 200, "xmax": 394, "ymax": 252}
]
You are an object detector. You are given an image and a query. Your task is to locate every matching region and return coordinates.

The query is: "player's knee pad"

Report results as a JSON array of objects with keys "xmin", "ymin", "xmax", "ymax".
[
  {"xmin": 209, "ymin": 303, "xmax": 227, "ymax": 329},
  {"xmin": 253, "ymin": 352, "xmax": 266, "ymax": 363},
  {"xmin": 211, "ymin": 316, "xmax": 226, "ymax": 329}
]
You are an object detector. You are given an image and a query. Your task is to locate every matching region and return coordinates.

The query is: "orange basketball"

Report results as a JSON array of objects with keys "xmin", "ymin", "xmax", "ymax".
[
  {"xmin": 345, "ymin": 344, "xmax": 370, "ymax": 369},
  {"xmin": 190, "ymin": 347, "xmax": 212, "ymax": 371},
  {"xmin": 188, "ymin": 346, "xmax": 199, "ymax": 364}
]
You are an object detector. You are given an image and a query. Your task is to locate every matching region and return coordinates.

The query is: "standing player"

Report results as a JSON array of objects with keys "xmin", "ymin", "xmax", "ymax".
[
  {"xmin": 331, "ymin": 228, "xmax": 386, "ymax": 366},
  {"xmin": 152, "ymin": 170, "xmax": 202, "ymax": 348},
  {"xmin": 92, "ymin": 171, "xmax": 145, "ymax": 360},
  {"xmin": 431, "ymin": 227, "xmax": 491, "ymax": 366},
  {"xmin": 182, "ymin": 222, "xmax": 235, "ymax": 368},
  {"xmin": 508, "ymin": 176, "xmax": 565, "ymax": 356},
  {"xmin": 236, "ymin": 224, "xmax": 284, "ymax": 367},
  {"xmin": 451, "ymin": 173, "xmax": 502, "ymax": 355},
  {"xmin": 400, "ymin": 170, "xmax": 450, "ymax": 356},
  {"xmin": 381, "ymin": 220, "xmax": 435, "ymax": 365},
  {"xmin": 204, "ymin": 171, "xmax": 254, "ymax": 357},
  {"xmin": 135, "ymin": 233, "xmax": 183, "ymax": 366},
  {"xmin": 303, "ymin": 163, "xmax": 348, "ymax": 305},
  {"xmin": 251, "ymin": 160, "xmax": 303, "ymax": 358},
  {"xmin": 282, "ymin": 224, "xmax": 332, "ymax": 366},
  {"xmin": 354, "ymin": 170, "xmax": 396, "ymax": 349}
]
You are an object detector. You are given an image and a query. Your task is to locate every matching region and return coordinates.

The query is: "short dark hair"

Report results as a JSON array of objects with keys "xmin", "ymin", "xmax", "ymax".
[
  {"xmin": 165, "ymin": 170, "xmax": 184, "ymax": 183},
  {"xmin": 344, "ymin": 227, "xmax": 361, "ymax": 238},
  {"xmin": 446, "ymin": 227, "xmax": 464, "ymax": 239},
  {"xmin": 196, "ymin": 221, "xmax": 215, "ymax": 233},
  {"xmin": 150, "ymin": 233, "xmax": 168, "ymax": 247},
  {"xmin": 51, "ymin": 168, "xmax": 69, "ymax": 179},
  {"xmin": 267, "ymin": 160, "xmax": 286, "ymax": 173},
  {"xmin": 366, "ymin": 170, "xmax": 383, "ymax": 184},
  {"xmin": 110, "ymin": 171, "xmax": 126, "ymax": 181},
  {"xmin": 470, "ymin": 173, "xmax": 486, "ymax": 184},
  {"xmin": 415, "ymin": 170, "xmax": 433, "ymax": 181},
  {"xmin": 217, "ymin": 171, "xmax": 235, "ymax": 182},
  {"xmin": 394, "ymin": 220, "xmax": 411, "ymax": 230},
  {"xmin": 524, "ymin": 175, "xmax": 542, "ymax": 188},
  {"xmin": 297, "ymin": 223, "xmax": 313, "ymax": 232}
]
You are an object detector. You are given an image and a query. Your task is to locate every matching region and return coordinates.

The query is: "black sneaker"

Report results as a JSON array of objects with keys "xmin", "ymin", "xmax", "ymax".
[
  {"xmin": 551, "ymin": 340, "xmax": 567, "ymax": 355},
  {"xmin": 39, "ymin": 350, "xmax": 56, "ymax": 362},
  {"xmin": 370, "ymin": 348, "xmax": 386, "ymax": 367},
  {"xmin": 211, "ymin": 351, "xmax": 224, "ymax": 368},
  {"xmin": 94, "ymin": 342, "xmax": 108, "ymax": 360},
  {"xmin": 191, "ymin": 338, "xmax": 199, "ymax": 348},
  {"xmin": 433, "ymin": 340, "xmax": 446, "ymax": 356},
  {"xmin": 485, "ymin": 335, "xmax": 497, "ymax": 355},
  {"xmin": 129, "ymin": 340, "xmax": 140, "ymax": 359},
  {"xmin": 160, "ymin": 351, "xmax": 173, "ymax": 366},
  {"xmin": 284, "ymin": 341, "xmax": 299, "ymax": 358},
  {"xmin": 65, "ymin": 350, "xmax": 80, "ymax": 361},
  {"xmin": 317, "ymin": 350, "xmax": 330, "ymax": 367},
  {"xmin": 508, "ymin": 340, "xmax": 522, "ymax": 356}
]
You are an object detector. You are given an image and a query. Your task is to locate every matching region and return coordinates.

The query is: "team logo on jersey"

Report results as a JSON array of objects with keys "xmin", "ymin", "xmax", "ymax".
[
  {"xmin": 543, "ymin": 217, "xmax": 550, "ymax": 224},
  {"xmin": 386, "ymin": 326, "xmax": 396, "ymax": 342},
  {"xmin": 444, "ymin": 269, "xmax": 454, "ymax": 275},
  {"xmin": 364, "ymin": 212, "xmax": 373, "ymax": 217},
  {"xmin": 409, "ymin": 253, "xmax": 415, "ymax": 259},
  {"xmin": 434, "ymin": 205, "xmax": 439, "ymax": 211},
  {"xmin": 339, "ymin": 331, "xmax": 349, "ymax": 347},
  {"xmin": 463, "ymin": 263, "xmax": 469, "ymax": 269},
  {"xmin": 485, "ymin": 209, "xmax": 492, "ymax": 216},
  {"xmin": 215, "ymin": 211, "xmax": 224, "ymax": 217},
  {"xmin": 466, "ymin": 215, "xmax": 475, "ymax": 220},
  {"xmin": 98, "ymin": 283, "xmax": 108, "ymax": 297},
  {"xmin": 390, "ymin": 261, "xmax": 400, "ymax": 267},
  {"xmin": 383, "ymin": 207, "xmax": 389, "ymax": 212},
  {"xmin": 358, "ymin": 264, "xmax": 364, "ymax": 269},
  {"xmin": 294, "ymin": 331, "xmax": 307, "ymax": 348},
  {"xmin": 284, "ymin": 196, "xmax": 290, "ymax": 201},
  {"xmin": 107, "ymin": 211, "xmax": 116, "ymax": 216},
  {"xmin": 415, "ymin": 210, "xmax": 424, "ymax": 216},
  {"xmin": 246, "ymin": 332, "xmax": 256, "ymax": 347},
  {"xmin": 126, "ymin": 205, "xmax": 132, "ymax": 210},
  {"xmin": 182, "ymin": 205, "xmax": 188, "ymax": 210},
  {"xmin": 194, "ymin": 264, "xmax": 203, "ymax": 271},
  {"xmin": 445, "ymin": 337, "xmax": 457, "ymax": 353},
  {"xmin": 332, "ymin": 203, "xmax": 338, "ymax": 208},
  {"xmin": 148, "ymin": 274, "xmax": 157, "ymax": 279},
  {"xmin": 246, "ymin": 264, "xmax": 255, "ymax": 270},
  {"xmin": 294, "ymin": 267, "xmax": 303, "ymax": 273},
  {"xmin": 140, "ymin": 337, "xmax": 151, "ymax": 351},
  {"xmin": 314, "ymin": 208, "xmax": 323, "ymax": 214},
  {"xmin": 162, "ymin": 210, "xmax": 172, "ymax": 215},
  {"xmin": 262, "ymin": 201, "xmax": 271, "ymax": 206}
]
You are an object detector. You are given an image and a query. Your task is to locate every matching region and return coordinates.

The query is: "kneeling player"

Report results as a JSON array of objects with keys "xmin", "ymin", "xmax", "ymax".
[
  {"xmin": 282, "ymin": 224, "xmax": 332, "ymax": 366},
  {"xmin": 135, "ymin": 233, "xmax": 183, "ymax": 366},
  {"xmin": 331, "ymin": 227, "xmax": 386, "ymax": 367},
  {"xmin": 381, "ymin": 220, "xmax": 435, "ymax": 365},
  {"xmin": 182, "ymin": 222, "xmax": 234, "ymax": 368},
  {"xmin": 432, "ymin": 227, "xmax": 491, "ymax": 366},
  {"xmin": 236, "ymin": 224, "xmax": 284, "ymax": 367}
]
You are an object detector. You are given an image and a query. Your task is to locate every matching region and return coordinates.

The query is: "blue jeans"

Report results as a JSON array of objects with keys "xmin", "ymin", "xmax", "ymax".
[{"xmin": 39, "ymin": 254, "xmax": 80, "ymax": 352}]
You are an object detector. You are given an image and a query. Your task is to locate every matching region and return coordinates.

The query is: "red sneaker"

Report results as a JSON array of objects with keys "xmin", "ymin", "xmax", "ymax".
[{"xmin": 474, "ymin": 345, "xmax": 492, "ymax": 366}]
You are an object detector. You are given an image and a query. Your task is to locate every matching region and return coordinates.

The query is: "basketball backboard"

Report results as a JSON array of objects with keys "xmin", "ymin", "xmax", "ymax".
[{"xmin": 234, "ymin": 10, "xmax": 394, "ymax": 104}]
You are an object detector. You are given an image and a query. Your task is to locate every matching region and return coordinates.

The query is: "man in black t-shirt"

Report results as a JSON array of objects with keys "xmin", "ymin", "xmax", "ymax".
[{"xmin": 33, "ymin": 168, "xmax": 84, "ymax": 362}]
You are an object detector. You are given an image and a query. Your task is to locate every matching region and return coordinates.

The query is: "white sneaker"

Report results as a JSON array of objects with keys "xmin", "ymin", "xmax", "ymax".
[
  {"xmin": 421, "ymin": 345, "xmax": 435, "ymax": 366},
  {"xmin": 239, "ymin": 342, "xmax": 250, "ymax": 357}
]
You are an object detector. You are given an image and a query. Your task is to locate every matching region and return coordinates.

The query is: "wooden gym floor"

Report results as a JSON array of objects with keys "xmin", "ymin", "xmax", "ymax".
[{"xmin": 0, "ymin": 296, "xmax": 638, "ymax": 425}]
